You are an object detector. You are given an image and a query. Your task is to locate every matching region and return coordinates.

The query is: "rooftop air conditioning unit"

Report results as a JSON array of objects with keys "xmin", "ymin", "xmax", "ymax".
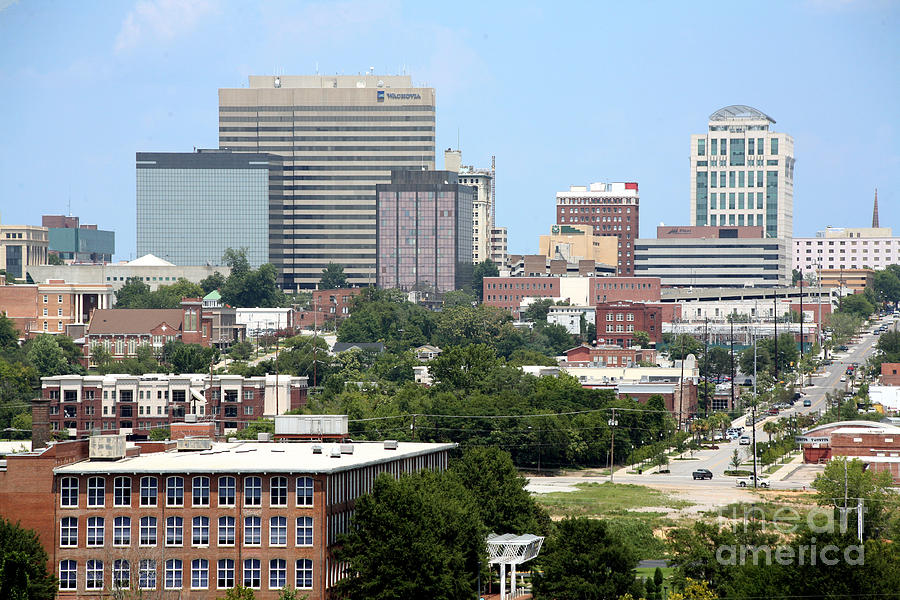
[
  {"xmin": 312, "ymin": 445, "xmax": 323, "ymax": 454},
  {"xmin": 384, "ymin": 440, "xmax": 399, "ymax": 450},
  {"xmin": 340, "ymin": 444, "xmax": 354, "ymax": 455},
  {"xmin": 329, "ymin": 446, "xmax": 342, "ymax": 458}
]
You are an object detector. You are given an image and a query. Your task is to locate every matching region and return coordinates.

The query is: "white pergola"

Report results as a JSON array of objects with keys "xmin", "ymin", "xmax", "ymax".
[{"xmin": 486, "ymin": 533, "xmax": 544, "ymax": 600}]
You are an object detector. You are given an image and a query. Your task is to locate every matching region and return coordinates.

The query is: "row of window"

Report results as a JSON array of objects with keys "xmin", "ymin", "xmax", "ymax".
[
  {"xmin": 605, "ymin": 313, "xmax": 636, "ymax": 321},
  {"xmin": 60, "ymin": 475, "xmax": 314, "ymax": 508},
  {"xmin": 59, "ymin": 558, "xmax": 313, "ymax": 591},
  {"xmin": 60, "ymin": 515, "xmax": 313, "ymax": 547}
]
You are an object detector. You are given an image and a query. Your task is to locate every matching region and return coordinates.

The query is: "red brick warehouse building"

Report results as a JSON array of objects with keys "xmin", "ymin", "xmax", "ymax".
[
  {"xmin": 556, "ymin": 182, "xmax": 639, "ymax": 276},
  {"xmin": 295, "ymin": 288, "xmax": 362, "ymax": 330},
  {"xmin": 595, "ymin": 301, "xmax": 662, "ymax": 348},
  {"xmin": 0, "ymin": 434, "xmax": 454, "ymax": 599}
]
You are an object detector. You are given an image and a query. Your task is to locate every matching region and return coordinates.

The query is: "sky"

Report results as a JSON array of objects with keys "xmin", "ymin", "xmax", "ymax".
[{"xmin": 1, "ymin": 0, "xmax": 898, "ymax": 262}]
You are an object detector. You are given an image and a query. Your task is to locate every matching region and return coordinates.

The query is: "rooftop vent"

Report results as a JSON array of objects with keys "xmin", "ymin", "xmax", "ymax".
[
  {"xmin": 312, "ymin": 445, "xmax": 323, "ymax": 454},
  {"xmin": 257, "ymin": 433, "xmax": 272, "ymax": 442},
  {"xmin": 227, "ymin": 437, "xmax": 238, "ymax": 443},
  {"xmin": 384, "ymin": 440, "xmax": 398, "ymax": 450},
  {"xmin": 89, "ymin": 434, "xmax": 126, "ymax": 460},
  {"xmin": 177, "ymin": 438, "xmax": 213, "ymax": 452},
  {"xmin": 340, "ymin": 444, "xmax": 354, "ymax": 455},
  {"xmin": 329, "ymin": 445, "xmax": 342, "ymax": 458},
  {"xmin": 184, "ymin": 414, "xmax": 198, "ymax": 423}
]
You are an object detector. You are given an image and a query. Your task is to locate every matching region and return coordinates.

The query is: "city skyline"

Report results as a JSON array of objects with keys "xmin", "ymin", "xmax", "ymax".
[{"xmin": 1, "ymin": 0, "xmax": 898, "ymax": 262}]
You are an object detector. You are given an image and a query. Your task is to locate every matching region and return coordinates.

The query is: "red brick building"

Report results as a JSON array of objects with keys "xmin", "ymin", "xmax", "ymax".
[
  {"xmin": 0, "ymin": 435, "xmax": 453, "ymax": 599},
  {"xmin": 595, "ymin": 301, "xmax": 663, "ymax": 347},
  {"xmin": 84, "ymin": 298, "xmax": 211, "ymax": 366},
  {"xmin": 41, "ymin": 373, "xmax": 308, "ymax": 439},
  {"xmin": 564, "ymin": 344, "xmax": 657, "ymax": 367},
  {"xmin": 0, "ymin": 279, "xmax": 114, "ymax": 339},
  {"xmin": 588, "ymin": 277, "xmax": 660, "ymax": 304},
  {"xmin": 882, "ymin": 363, "xmax": 900, "ymax": 386},
  {"xmin": 483, "ymin": 275, "xmax": 662, "ymax": 316},
  {"xmin": 483, "ymin": 277, "xmax": 561, "ymax": 313},
  {"xmin": 295, "ymin": 288, "xmax": 362, "ymax": 329},
  {"xmin": 799, "ymin": 421, "xmax": 900, "ymax": 483}
]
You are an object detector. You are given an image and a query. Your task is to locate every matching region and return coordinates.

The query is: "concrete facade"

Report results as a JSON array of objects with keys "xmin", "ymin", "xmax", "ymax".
[
  {"xmin": 556, "ymin": 182, "xmax": 639, "ymax": 275},
  {"xmin": 43, "ymin": 215, "xmax": 115, "ymax": 264},
  {"xmin": 793, "ymin": 226, "xmax": 900, "ymax": 273},
  {"xmin": 1, "ymin": 223, "xmax": 48, "ymax": 279},
  {"xmin": 690, "ymin": 105, "xmax": 794, "ymax": 242},
  {"xmin": 444, "ymin": 149, "xmax": 497, "ymax": 264},
  {"xmin": 219, "ymin": 75, "xmax": 436, "ymax": 290},
  {"xmin": 538, "ymin": 224, "xmax": 618, "ymax": 267},
  {"xmin": 26, "ymin": 256, "xmax": 232, "ymax": 292}
]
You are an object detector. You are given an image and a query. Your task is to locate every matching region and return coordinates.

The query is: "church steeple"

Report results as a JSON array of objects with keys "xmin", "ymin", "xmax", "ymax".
[{"xmin": 873, "ymin": 188, "xmax": 880, "ymax": 228}]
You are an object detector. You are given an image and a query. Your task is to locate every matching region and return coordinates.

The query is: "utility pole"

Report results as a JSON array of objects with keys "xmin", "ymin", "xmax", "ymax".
[
  {"xmin": 608, "ymin": 408, "xmax": 618, "ymax": 482},
  {"xmin": 799, "ymin": 271, "xmax": 804, "ymax": 362},
  {"xmin": 704, "ymin": 317, "xmax": 709, "ymax": 416},
  {"xmin": 730, "ymin": 316, "xmax": 735, "ymax": 412},
  {"xmin": 774, "ymin": 292, "xmax": 779, "ymax": 384},
  {"xmin": 752, "ymin": 325, "xmax": 758, "ymax": 489},
  {"xmin": 678, "ymin": 325, "xmax": 685, "ymax": 432}
]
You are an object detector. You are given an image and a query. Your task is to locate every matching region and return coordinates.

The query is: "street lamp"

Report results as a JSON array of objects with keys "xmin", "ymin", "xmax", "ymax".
[{"xmin": 608, "ymin": 409, "xmax": 618, "ymax": 482}]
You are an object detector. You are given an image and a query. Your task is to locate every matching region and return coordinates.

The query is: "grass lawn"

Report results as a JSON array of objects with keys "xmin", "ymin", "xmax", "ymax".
[{"xmin": 535, "ymin": 481, "xmax": 692, "ymax": 519}]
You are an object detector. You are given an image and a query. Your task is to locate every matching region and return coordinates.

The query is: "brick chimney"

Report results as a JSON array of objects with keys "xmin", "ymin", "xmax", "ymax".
[{"xmin": 31, "ymin": 396, "xmax": 51, "ymax": 449}]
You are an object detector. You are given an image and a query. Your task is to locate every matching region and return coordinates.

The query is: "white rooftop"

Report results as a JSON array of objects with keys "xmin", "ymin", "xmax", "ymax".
[
  {"xmin": 126, "ymin": 253, "xmax": 176, "ymax": 267},
  {"xmin": 54, "ymin": 441, "xmax": 454, "ymax": 475}
]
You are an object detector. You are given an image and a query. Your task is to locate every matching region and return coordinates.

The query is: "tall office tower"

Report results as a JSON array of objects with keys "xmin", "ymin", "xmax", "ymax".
[
  {"xmin": 444, "ymin": 149, "xmax": 495, "ymax": 264},
  {"xmin": 136, "ymin": 150, "xmax": 282, "ymax": 272},
  {"xmin": 219, "ymin": 75, "xmax": 436, "ymax": 290},
  {"xmin": 555, "ymin": 182, "xmax": 639, "ymax": 275},
  {"xmin": 690, "ymin": 105, "xmax": 794, "ymax": 241},
  {"xmin": 376, "ymin": 170, "xmax": 474, "ymax": 293}
]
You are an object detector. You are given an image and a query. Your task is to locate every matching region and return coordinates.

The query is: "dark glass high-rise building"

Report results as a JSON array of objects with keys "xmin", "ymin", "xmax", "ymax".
[
  {"xmin": 136, "ymin": 150, "xmax": 283, "ymax": 274},
  {"xmin": 218, "ymin": 75, "xmax": 436, "ymax": 290},
  {"xmin": 376, "ymin": 170, "xmax": 473, "ymax": 293}
]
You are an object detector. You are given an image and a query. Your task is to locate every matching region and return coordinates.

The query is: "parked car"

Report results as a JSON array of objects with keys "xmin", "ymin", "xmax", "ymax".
[
  {"xmin": 739, "ymin": 435, "xmax": 751, "ymax": 445},
  {"xmin": 736, "ymin": 474, "xmax": 770, "ymax": 488},
  {"xmin": 803, "ymin": 399, "xmax": 812, "ymax": 407},
  {"xmin": 692, "ymin": 468, "xmax": 713, "ymax": 480}
]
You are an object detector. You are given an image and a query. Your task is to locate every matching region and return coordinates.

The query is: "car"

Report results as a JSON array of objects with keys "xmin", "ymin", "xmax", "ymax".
[
  {"xmin": 840, "ymin": 376, "xmax": 847, "ymax": 382},
  {"xmin": 692, "ymin": 468, "xmax": 713, "ymax": 480},
  {"xmin": 803, "ymin": 399, "xmax": 812, "ymax": 407},
  {"xmin": 739, "ymin": 435, "xmax": 751, "ymax": 445},
  {"xmin": 743, "ymin": 378, "xmax": 753, "ymax": 386},
  {"xmin": 793, "ymin": 392, "xmax": 802, "ymax": 400}
]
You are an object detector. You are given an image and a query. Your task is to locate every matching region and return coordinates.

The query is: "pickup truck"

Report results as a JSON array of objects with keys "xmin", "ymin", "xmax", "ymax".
[
  {"xmin": 736, "ymin": 474, "xmax": 770, "ymax": 488},
  {"xmin": 692, "ymin": 468, "xmax": 713, "ymax": 480}
]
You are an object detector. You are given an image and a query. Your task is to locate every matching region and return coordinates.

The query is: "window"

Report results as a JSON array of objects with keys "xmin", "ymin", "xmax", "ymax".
[
  {"xmin": 244, "ymin": 476, "xmax": 262, "ymax": 506},
  {"xmin": 270, "ymin": 559, "xmax": 287, "ymax": 589},
  {"xmin": 60, "ymin": 560, "xmax": 77, "ymax": 590},
  {"xmin": 61, "ymin": 476, "xmax": 78, "ymax": 507},
  {"xmin": 297, "ymin": 477, "xmax": 313, "ymax": 507},
  {"xmin": 218, "ymin": 559, "xmax": 235, "ymax": 589},
  {"xmin": 140, "ymin": 516, "xmax": 157, "ymax": 546},
  {"xmin": 165, "ymin": 559, "xmax": 182, "ymax": 590},
  {"xmin": 271, "ymin": 476, "xmax": 288, "ymax": 506},
  {"xmin": 192, "ymin": 476, "xmax": 210, "ymax": 506},
  {"xmin": 697, "ymin": 138, "xmax": 705, "ymax": 156},
  {"xmin": 270, "ymin": 516, "xmax": 287, "ymax": 546},
  {"xmin": 113, "ymin": 559, "xmax": 130, "ymax": 590},
  {"xmin": 626, "ymin": 313, "xmax": 634, "ymax": 321},
  {"xmin": 86, "ymin": 559, "xmax": 104, "ymax": 590},
  {"xmin": 244, "ymin": 559, "xmax": 261, "ymax": 589},
  {"xmin": 166, "ymin": 516, "xmax": 183, "ymax": 546},
  {"xmin": 219, "ymin": 475, "xmax": 236, "ymax": 506},
  {"xmin": 114, "ymin": 476, "xmax": 131, "ymax": 506},
  {"xmin": 771, "ymin": 138, "xmax": 778, "ymax": 154},
  {"xmin": 192, "ymin": 559, "xmax": 209, "ymax": 590},
  {"xmin": 166, "ymin": 476, "xmax": 183, "ymax": 506},
  {"xmin": 140, "ymin": 476, "xmax": 157, "ymax": 506},
  {"xmin": 60, "ymin": 517, "xmax": 78, "ymax": 547},
  {"xmin": 87, "ymin": 516, "xmax": 104, "ymax": 546},
  {"xmin": 296, "ymin": 559, "xmax": 313, "ymax": 590},
  {"xmin": 114, "ymin": 516, "xmax": 131, "ymax": 546},
  {"xmin": 218, "ymin": 516, "xmax": 235, "ymax": 546},
  {"xmin": 296, "ymin": 516, "xmax": 313, "ymax": 546},
  {"xmin": 86, "ymin": 476, "xmax": 105, "ymax": 507},
  {"xmin": 244, "ymin": 516, "xmax": 261, "ymax": 545},
  {"xmin": 139, "ymin": 559, "xmax": 156, "ymax": 590},
  {"xmin": 189, "ymin": 515, "xmax": 209, "ymax": 546}
]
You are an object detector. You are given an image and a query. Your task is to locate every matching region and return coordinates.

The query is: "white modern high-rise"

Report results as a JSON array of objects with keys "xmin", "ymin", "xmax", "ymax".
[
  {"xmin": 690, "ymin": 105, "xmax": 794, "ymax": 241},
  {"xmin": 444, "ymin": 149, "xmax": 498, "ymax": 264}
]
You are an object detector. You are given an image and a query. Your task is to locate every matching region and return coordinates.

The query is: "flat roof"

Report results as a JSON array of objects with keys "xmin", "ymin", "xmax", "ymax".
[{"xmin": 54, "ymin": 441, "xmax": 454, "ymax": 476}]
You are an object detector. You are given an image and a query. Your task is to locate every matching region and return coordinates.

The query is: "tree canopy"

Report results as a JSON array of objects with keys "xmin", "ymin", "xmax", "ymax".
[
  {"xmin": 0, "ymin": 517, "xmax": 57, "ymax": 600},
  {"xmin": 472, "ymin": 259, "xmax": 499, "ymax": 300},
  {"xmin": 319, "ymin": 262, "xmax": 349, "ymax": 289}
]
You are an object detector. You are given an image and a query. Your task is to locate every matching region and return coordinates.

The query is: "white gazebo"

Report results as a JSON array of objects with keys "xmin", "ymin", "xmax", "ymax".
[{"xmin": 486, "ymin": 533, "xmax": 544, "ymax": 600}]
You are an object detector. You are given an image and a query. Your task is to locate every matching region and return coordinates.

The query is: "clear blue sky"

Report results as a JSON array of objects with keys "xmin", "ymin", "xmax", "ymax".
[{"xmin": 1, "ymin": 0, "xmax": 898, "ymax": 261}]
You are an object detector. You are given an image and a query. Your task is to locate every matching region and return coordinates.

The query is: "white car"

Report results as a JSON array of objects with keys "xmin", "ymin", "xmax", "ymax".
[{"xmin": 840, "ymin": 376, "xmax": 847, "ymax": 382}]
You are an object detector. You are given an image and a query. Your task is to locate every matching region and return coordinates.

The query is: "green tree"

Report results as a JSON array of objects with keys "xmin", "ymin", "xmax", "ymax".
[
  {"xmin": 472, "ymin": 259, "xmax": 499, "ymax": 301},
  {"xmin": 632, "ymin": 330, "xmax": 650, "ymax": 348},
  {"xmin": 0, "ymin": 517, "xmax": 58, "ymax": 600},
  {"xmin": 812, "ymin": 457, "xmax": 897, "ymax": 538},
  {"xmin": 148, "ymin": 426, "xmax": 170, "ymax": 441},
  {"xmin": 738, "ymin": 343, "xmax": 771, "ymax": 377},
  {"xmin": 533, "ymin": 517, "xmax": 639, "ymax": 600},
  {"xmin": 0, "ymin": 312, "xmax": 20, "ymax": 354},
  {"xmin": 450, "ymin": 447, "xmax": 549, "ymax": 535},
  {"xmin": 874, "ymin": 269, "xmax": 900, "ymax": 305},
  {"xmin": 730, "ymin": 448, "xmax": 742, "ymax": 471},
  {"xmin": 522, "ymin": 298, "xmax": 555, "ymax": 323},
  {"xmin": 161, "ymin": 341, "xmax": 218, "ymax": 374},
  {"xmin": 506, "ymin": 348, "xmax": 558, "ymax": 367},
  {"xmin": 46, "ymin": 253, "xmax": 64, "ymax": 266},
  {"xmin": 218, "ymin": 585, "xmax": 256, "ymax": 600},
  {"xmin": 838, "ymin": 293, "xmax": 875, "ymax": 319},
  {"xmin": 200, "ymin": 271, "xmax": 227, "ymax": 295},
  {"xmin": 429, "ymin": 344, "xmax": 504, "ymax": 391},
  {"xmin": 25, "ymin": 335, "xmax": 69, "ymax": 377},
  {"xmin": 118, "ymin": 344, "xmax": 162, "ymax": 375},
  {"xmin": 667, "ymin": 334, "xmax": 703, "ymax": 361},
  {"xmin": 228, "ymin": 340, "xmax": 254, "ymax": 361},
  {"xmin": 233, "ymin": 419, "xmax": 275, "ymax": 440},
  {"xmin": 334, "ymin": 471, "xmax": 485, "ymax": 600},
  {"xmin": 441, "ymin": 289, "xmax": 476, "ymax": 308},
  {"xmin": 114, "ymin": 276, "xmax": 152, "ymax": 308},
  {"xmin": 89, "ymin": 344, "xmax": 113, "ymax": 373},
  {"xmin": 222, "ymin": 247, "xmax": 251, "ymax": 278},
  {"xmin": 319, "ymin": 262, "xmax": 348, "ymax": 289}
]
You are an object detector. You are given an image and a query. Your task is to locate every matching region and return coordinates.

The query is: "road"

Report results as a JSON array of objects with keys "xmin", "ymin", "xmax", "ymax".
[{"xmin": 529, "ymin": 314, "xmax": 892, "ymax": 495}]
